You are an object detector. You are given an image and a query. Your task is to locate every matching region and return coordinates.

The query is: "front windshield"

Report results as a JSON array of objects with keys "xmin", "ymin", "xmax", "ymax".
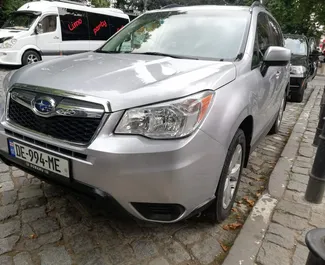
[
  {"xmin": 284, "ymin": 37, "xmax": 308, "ymax": 56},
  {"xmin": 98, "ymin": 9, "xmax": 250, "ymax": 61},
  {"xmin": 2, "ymin": 12, "xmax": 38, "ymax": 31}
]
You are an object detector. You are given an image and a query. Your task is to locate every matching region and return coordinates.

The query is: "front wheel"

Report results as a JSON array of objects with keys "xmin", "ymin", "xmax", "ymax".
[
  {"xmin": 22, "ymin": 50, "xmax": 41, "ymax": 65},
  {"xmin": 206, "ymin": 129, "xmax": 246, "ymax": 223}
]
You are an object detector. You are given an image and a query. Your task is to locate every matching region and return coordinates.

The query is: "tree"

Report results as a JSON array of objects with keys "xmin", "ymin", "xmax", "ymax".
[{"xmin": 92, "ymin": 0, "xmax": 110, "ymax": 7}]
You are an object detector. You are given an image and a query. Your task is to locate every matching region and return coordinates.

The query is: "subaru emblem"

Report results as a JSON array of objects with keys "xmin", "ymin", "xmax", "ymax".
[{"xmin": 33, "ymin": 96, "xmax": 56, "ymax": 116}]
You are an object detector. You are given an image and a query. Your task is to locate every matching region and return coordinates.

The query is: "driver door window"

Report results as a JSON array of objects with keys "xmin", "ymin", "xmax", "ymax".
[{"xmin": 39, "ymin": 15, "xmax": 57, "ymax": 34}]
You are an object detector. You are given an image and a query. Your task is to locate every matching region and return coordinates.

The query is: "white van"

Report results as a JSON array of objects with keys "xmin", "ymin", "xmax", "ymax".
[{"xmin": 0, "ymin": 0, "xmax": 129, "ymax": 65}]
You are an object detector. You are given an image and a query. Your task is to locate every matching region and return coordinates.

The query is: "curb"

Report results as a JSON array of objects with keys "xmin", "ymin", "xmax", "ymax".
[{"xmin": 222, "ymin": 85, "xmax": 321, "ymax": 265}]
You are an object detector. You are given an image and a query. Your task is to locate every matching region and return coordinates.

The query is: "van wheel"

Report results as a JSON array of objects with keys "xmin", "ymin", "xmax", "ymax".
[
  {"xmin": 22, "ymin": 50, "xmax": 41, "ymax": 65},
  {"xmin": 269, "ymin": 94, "xmax": 286, "ymax": 135},
  {"xmin": 206, "ymin": 129, "xmax": 246, "ymax": 223}
]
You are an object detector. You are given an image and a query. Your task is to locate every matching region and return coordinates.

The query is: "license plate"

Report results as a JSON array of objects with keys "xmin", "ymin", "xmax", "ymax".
[{"xmin": 8, "ymin": 139, "xmax": 70, "ymax": 178}]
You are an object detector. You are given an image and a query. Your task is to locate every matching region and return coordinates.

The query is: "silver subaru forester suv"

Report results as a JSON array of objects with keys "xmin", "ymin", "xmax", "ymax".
[{"xmin": 0, "ymin": 2, "xmax": 290, "ymax": 223}]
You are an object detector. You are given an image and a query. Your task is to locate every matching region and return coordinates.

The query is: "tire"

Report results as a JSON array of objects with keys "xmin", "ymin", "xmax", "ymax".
[
  {"xmin": 22, "ymin": 50, "xmax": 41, "ymax": 65},
  {"xmin": 290, "ymin": 90, "xmax": 304, "ymax": 103},
  {"xmin": 269, "ymin": 94, "xmax": 286, "ymax": 135},
  {"xmin": 206, "ymin": 129, "xmax": 246, "ymax": 223}
]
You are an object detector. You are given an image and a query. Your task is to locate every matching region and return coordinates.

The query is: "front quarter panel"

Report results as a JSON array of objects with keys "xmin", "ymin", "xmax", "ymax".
[{"xmin": 200, "ymin": 73, "xmax": 256, "ymax": 151}]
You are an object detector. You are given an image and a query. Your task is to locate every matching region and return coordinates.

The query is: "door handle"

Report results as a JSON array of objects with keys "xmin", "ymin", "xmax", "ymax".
[{"xmin": 53, "ymin": 36, "xmax": 59, "ymax": 39}]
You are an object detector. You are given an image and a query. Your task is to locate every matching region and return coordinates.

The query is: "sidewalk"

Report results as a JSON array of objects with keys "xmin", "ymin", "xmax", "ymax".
[{"xmin": 223, "ymin": 76, "xmax": 325, "ymax": 265}]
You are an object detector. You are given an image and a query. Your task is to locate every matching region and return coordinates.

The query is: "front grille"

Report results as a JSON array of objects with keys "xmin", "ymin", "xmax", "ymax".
[
  {"xmin": 5, "ymin": 129, "xmax": 87, "ymax": 160},
  {"xmin": 8, "ymin": 99, "xmax": 102, "ymax": 144}
]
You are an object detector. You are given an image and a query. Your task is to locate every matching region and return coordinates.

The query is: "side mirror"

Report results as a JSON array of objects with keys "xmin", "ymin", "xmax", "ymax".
[
  {"xmin": 263, "ymin": 46, "xmax": 291, "ymax": 65},
  {"xmin": 35, "ymin": 23, "xmax": 43, "ymax": 34}
]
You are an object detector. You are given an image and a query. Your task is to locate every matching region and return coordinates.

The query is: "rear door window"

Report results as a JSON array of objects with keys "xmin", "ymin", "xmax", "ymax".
[{"xmin": 58, "ymin": 8, "xmax": 89, "ymax": 41}]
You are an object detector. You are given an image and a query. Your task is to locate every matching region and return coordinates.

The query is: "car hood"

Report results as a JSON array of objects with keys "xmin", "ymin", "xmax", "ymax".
[
  {"xmin": 10, "ymin": 52, "xmax": 236, "ymax": 111},
  {"xmin": 0, "ymin": 29, "xmax": 27, "ymax": 39}
]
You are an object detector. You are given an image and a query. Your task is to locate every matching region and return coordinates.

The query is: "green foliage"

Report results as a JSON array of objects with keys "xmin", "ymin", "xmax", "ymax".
[{"xmin": 92, "ymin": 0, "xmax": 110, "ymax": 7}]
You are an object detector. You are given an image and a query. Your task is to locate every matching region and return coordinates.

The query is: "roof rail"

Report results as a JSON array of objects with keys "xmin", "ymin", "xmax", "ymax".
[
  {"xmin": 249, "ymin": 1, "xmax": 264, "ymax": 12},
  {"xmin": 161, "ymin": 4, "xmax": 183, "ymax": 9},
  {"xmin": 44, "ymin": 0, "xmax": 93, "ymax": 7}
]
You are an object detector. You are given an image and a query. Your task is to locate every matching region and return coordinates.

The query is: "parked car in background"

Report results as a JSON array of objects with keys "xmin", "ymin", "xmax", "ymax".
[
  {"xmin": 284, "ymin": 34, "xmax": 310, "ymax": 102},
  {"xmin": 0, "ymin": 2, "xmax": 290, "ymax": 223},
  {"xmin": 0, "ymin": 0, "xmax": 129, "ymax": 65},
  {"xmin": 308, "ymin": 37, "xmax": 320, "ymax": 81}
]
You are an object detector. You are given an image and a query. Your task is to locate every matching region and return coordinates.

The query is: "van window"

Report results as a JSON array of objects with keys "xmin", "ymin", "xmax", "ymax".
[
  {"xmin": 256, "ymin": 12, "xmax": 272, "ymax": 55},
  {"xmin": 109, "ymin": 16, "xmax": 129, "ymax": 35},
  {"xmin": 58, "ymin": 8, "xmax": 89, "ymax": 41},
  {"xmin": 40, "ymin": 15, "xmax": 57, "ymax": 33},
  {"xmin": 268, "ymin": 16, "xmax": 283, "ymax": 47},
  {"xmin": 2, "ymin": 12, "xmax": 37, "ymax": 31},
  {"xmin": 88, "ymin": 13, "xmax": 111, "ymax": 40}
]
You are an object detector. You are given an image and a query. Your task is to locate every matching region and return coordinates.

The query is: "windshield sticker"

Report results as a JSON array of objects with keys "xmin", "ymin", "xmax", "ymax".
[
  {"xmin": 68, "ymin": 18, "xmax": 82, "ymax": 31},
  {"xmin": 93, "ymin": 20, "xmax": 107, "ymax": 36}
]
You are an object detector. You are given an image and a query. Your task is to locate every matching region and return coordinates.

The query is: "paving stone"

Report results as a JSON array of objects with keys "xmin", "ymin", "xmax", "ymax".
[
  {"xmin": 131, "ymin": 239, "xmax": 158, "ymax": 260},
  {"xmin": 0, "ymin": 164, "xmax": 9, "ymax": 173},
  {"xmin": 293, "ymin": 160, "xmax": 312, "ymax": 169},
  {"xmin": 105, "ymin": 244, "xmax": 134, "ymax": 265},
  {"xmin": 296, "ymin": 226, "xmax": 315, "ymax": 246},
  {"xmin": 31, "ymin": 217, "xmax": 60, "ymax": 235},
  {"xmin": 18, "ymin": 188, "xmax": 43, "ymax": 200},
  {"xmin": 22, "ymin": 224, "xmax": 34, "ymax": 239},
  {"xmin": 0, "ymin": 235, "xmax": 19, "ymax": 255},
  {"xmin": 309, "ymin": 211, "xmax": 325, "ymax": 227},
  {"xmin": 0, "ymin": 182, "xmax": 14, "ymax": 193},
  {"xmin": 162, "ymin": 240, "xmax": 190, "ymax": 264},
  {"xmin": 13, "ymin": 252, "xmax": 33, "ymax": 265},
  {"xmin": 43, "ymin": 184, "xmax": 64, "ymax": 198},
  {"xmin": 22, "ymin": 206, "xmax": 46, "ymax": 223},
  {"xmin": 297, "ymin": 156, "xmax": 312, "ymax": 163},
  {"xmin": 63, "ymin": 223, "xmax": 91, "ymax": 239},
  {"xmin": 1, "ymin": 190, "xmax": 18, "ymax": 206},
  {"xmin": 276, "ymin": 200, "xmax": 311, "ymax": 219},
  {"xmin": 25, "ymin": 231, "xmax": 62, "ymax": 250},
  {"xmin": 12, "ymin": 170, "xmax": 25, "ymax": 178},
  {"xmin": 76, "ymin": 249, "xmax": 109, "ymax": 265},
  {"xmin": 174, "ymin": 227, "xmax": 202, "ymax": 245},
  {"xmin": 148, "ymin": 257, "xmax": 170, "ymax": 265},
  {"xmin": 47, "ymin": 197, "xmax": 68, "ymax": 211},
  {"xmin": 291, "ymin": 173, "xmax": 309, "ymax": 185},
  {"xmin": 292, "ymin": 166, "xmax": 309, "ymax": 175},
  {"xmin": 69, "ymin": 233, "xmax": 94, "ymax": 255},
  {"xmin": 20, "ymin": 196, "xmax": 46, "ymax": 210},
  {"xmin": 293, "ymin": 244, "xmax": 309, "ymax": 265},
  {"xmin": 299, "ymin": 146, "xmax": 314, "ymax": 158},
  {"xmin": 191, "ymin": 237, "xmax": 222, "ymax": 265},
  {"xmin": 56, "ymin": 208, "xmax": 81, "ymax": 227},
  {"xmin": 256, "ymin": 242, "xmax": 291, "ymax": 265},
  {"xmin": 272, "ymin": 211, "xmax": 308, "ymax": 230},
  {"xmin": 287, "ymin": 180, "xmax": 307, "ymax": 193},
  {"xmin": 0, "ymin": 173, "xmax": 11, "ymax": 183},
  {"xmin": 0, "ymin": 255, "xmax": 13, "ymax": 265},
  {"xmin": 39, "ymin": 246, "xmax": 71, "ymax": 265},
  {"xmin": 0, "ymin": 204, "xmax": 18, "ymax": 221},
  {"xmin": 266, "ymin": 223, "xmax": 295, "ymax": 249},
  {"xmin": 283, "ymin": 190, "xmax": 309, "ymax": 205},
  {"xmin": 249, "ymin": 157, "xmax": 264, "ymax": 167},
  {"xmin": 0, "ymin": 220, "xmax": 20, "ymax": 238}
]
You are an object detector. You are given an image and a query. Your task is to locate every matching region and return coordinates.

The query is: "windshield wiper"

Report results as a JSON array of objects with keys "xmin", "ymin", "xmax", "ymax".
[{"xmin": 134, "ymin": 52, "xmax": 199, "ymax": 60}]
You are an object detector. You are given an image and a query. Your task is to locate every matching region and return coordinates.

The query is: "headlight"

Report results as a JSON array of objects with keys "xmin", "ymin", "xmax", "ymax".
[
  {"xmin": 0, "ymin": 37, "xmax": 17, "ymax": 49},
  {"xmin": 115, "ymin": 91, "xmax": 215, "ymax": 139},
  {"xmin": 290, "ymin": 65, "xmax": 307, "ymax": 75}
]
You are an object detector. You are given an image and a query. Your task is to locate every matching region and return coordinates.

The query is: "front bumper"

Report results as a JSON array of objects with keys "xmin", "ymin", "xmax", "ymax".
[
  {"xmin": 0, "ymin": 50, "xmax": 21, "ymax": 65},
  {"xmin": 289, "ymin": 75, "xmax": 307, "ymax": 93},
  {"xmin": 0, "ymin": 113, "xmax": 227, "ymax": 223}
]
